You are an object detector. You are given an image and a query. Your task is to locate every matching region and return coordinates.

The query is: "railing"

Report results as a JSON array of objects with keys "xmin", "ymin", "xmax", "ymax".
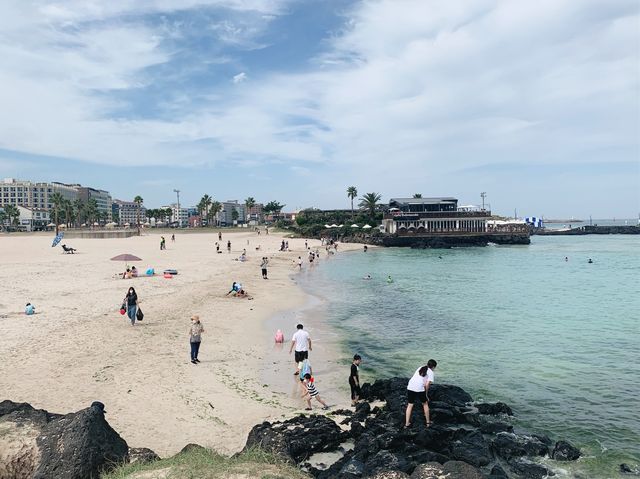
[{"xmin": 383, "ymin": 210, "xmax": 491, "ymax": 220}]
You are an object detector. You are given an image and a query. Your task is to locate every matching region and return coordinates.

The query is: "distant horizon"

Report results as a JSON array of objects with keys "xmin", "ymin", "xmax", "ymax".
[{"xmin": 1, "ymin": 1, "xmax": 638, "ymax": 218}]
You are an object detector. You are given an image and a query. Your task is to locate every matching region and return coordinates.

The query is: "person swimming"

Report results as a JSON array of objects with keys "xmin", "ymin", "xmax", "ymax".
[
  {"xmin": 363, "ymin": 274, "xmax": 372, "ymax": 280},
  {"xmin": 588, "ymin": 258, "xmax": 593, "ymax": 264},
  {"xmin": 387, "ymin": 275, "xmax": 393, "ymax": 283}
]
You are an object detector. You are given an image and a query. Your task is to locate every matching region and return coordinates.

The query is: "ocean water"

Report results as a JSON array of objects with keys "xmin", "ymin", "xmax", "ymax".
[{"xmin": 298, "ymin": 235, "xmax": 640, "ymax": 478}]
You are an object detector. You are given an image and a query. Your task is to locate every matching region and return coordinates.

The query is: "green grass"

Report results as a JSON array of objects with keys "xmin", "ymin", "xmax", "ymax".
[{"xmin": 101, "ymin": 446, "xmax": 311, "ymax": 479}]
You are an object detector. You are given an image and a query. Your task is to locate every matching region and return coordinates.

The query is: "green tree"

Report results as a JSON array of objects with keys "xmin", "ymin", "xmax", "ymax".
[
  {"xmin": 264, "ymin": 201, "xmax": 285, "ymax": 220},
  {"xmin": 244, "ymin": 197, "xmax": 256, "ymax": 223},
  {"xmin": 231, "ymin": 207, "xmax": 239, "ymax": 223},
  {"xmin": 85, "ymin": 198, "xmax": 99, "ymax": 226},
  {"xmin": 359, "ymin": 192, "xmax": 382, "ymax": 219},
  {"xmin": 201, "ymin": 194, "xmax": 212, "ymax": 226},
  {"xmin": 4, "ymin": 204, "xmax": 20, "ymax": 228},
  {"xmin": 50, "ymin": 192, "xmax": 65, "ymax": 234},
  {"xmin": 209, "ymin": 201, "xmax": 222, "ymax": 226},
  {"xmin": 347, "ymin": 186, "xmax": 358, "ymax": 218},
  {"xmin": 73, "ymin": 198, "xmax": 85, "ymax": 227},
  {"xmin": 413, "ymin": 193, "xmax": 422, "ymax": 198},
  {"xmin": 0, "ymin": 208, "xmax": 6, "ymax": 230},
  {"xmin": 62, "ymin": 198, "xmax": 74, "ymax": 227},
  {"xmin": 134, "ymin": 196, "xmax": 143, "ymax": 235}
]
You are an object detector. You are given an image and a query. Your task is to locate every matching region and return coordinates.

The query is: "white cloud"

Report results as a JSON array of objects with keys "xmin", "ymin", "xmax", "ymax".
[
  {"xmin": 233, "ymin": 72, "xmax": 248, "ymax": 84},
  {"xmin": 0, "ymin": 0, "xmax": 637, "ymax": 215}
]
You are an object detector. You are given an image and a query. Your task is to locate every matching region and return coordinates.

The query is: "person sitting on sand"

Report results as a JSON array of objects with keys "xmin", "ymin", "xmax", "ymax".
[
  {"xmin": 301, "ymin": 373, "xmax": 329, "ymax": 411},
  {"xmin": 122, "ymin": 268, "xmax": 132, "ymax": 279},
  {"xmin": 238, "ymin": 253, "xmax": 247, "ymax": 262},
  {"xmin": 130, "ymin": 266, "xmax": 138, "ymax": 277},
  {"xmin": 226, "ymin": 282, "xmax": 239, "ymax": 295},
  {"xmin": 25, "ymin": 303, "xmax": 35, "ymax": 315}
]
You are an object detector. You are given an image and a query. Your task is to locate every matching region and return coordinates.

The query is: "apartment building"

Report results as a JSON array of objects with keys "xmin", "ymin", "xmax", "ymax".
[
  {"xmin": 113, "ymin": 199, "xmax": 146, "ymax": 226},
  {"xmin": 216, "ymin": 200, "xmax": 246, "ymax": 226},
  {"xmin": 77, "ymin": 187, "xmax": 113, "ymax": 221},
  {"xmin": 0, "ymin": 178, "xmax": 79, "ymax": 210}
]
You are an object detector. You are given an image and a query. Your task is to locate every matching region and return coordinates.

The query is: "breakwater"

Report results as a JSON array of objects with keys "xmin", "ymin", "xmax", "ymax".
[
  {"xmin": 535, "ymin": 225, "xmax": 639, "ymax": 235},
  {"xmin": 63, "ymin": 229, "xmax": 138, "ymax": 239}
]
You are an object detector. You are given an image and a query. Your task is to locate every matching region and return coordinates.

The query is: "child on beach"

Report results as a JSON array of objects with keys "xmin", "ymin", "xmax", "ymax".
[
  {"xmin": 25, "ymin": 303, "xmax": 35, "ymax": 315},
  {"xmin": 350, "ymin": 354, "xmax": 362, "ymax": 406},
  {"xmin": 405, "ymin": 359, "xmax": 437, "ymax": 428},
  {"xmin": 301, "ymin": 373, "xmax": 329, "ymax": 411}
]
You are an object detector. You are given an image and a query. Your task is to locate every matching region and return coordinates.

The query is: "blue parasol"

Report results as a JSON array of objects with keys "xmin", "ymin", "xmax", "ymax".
[{"xmin": 52, "ymin": 232, "xmax": 64, "ymax": 247}]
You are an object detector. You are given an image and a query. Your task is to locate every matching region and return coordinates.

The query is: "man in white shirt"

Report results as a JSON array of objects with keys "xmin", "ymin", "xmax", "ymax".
[{"xmin": 289, "ymin": 323, "xmax": 312, "ymax": 374}]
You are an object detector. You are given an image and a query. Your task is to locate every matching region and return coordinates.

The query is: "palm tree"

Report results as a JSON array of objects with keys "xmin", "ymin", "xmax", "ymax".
[
  {"xmin": 201, "ymin": 194, "xmax": 212, "ymax": 226},
  {"xmin": 73, "ymin": 198, "xmax": 85, "ymax": 227},
  {"xmin": 209, "ymin": 201, "xmax": 222, "ymax": 226},
  {"xmin": 134, "ymin": 196, "xmax": 143, "ymax": 235},
  {"xmin": 4, "ymin": 204, "xmax": 20, "ymax": 228},
  {"xmin": 62, "ymin": 198, "xmax": 74, "ymax": 228},
  {"xmin": 0, "ymin": 209, "xmax": 6, "ymax": 230},
  {"xmin": 359, "ymin": 192, "xmax": 382, "ymax": 219},
  {"xmin": 85, "ymin": 198, "xmax": 99, "ymax": 226},
  {"xmin": 50, "ymin": 192, "xmax": 64, "ymax": 234},
  {"xmin": 413, "ymin": 193, "xmax": 422, "ymax": 198},
  {"xmin": 347, "ymin": 186, "xmax": 358, "ymax": 218},
  {"xmin": 244, "ymin": 197, "xmax": 256, "ymax": 223}
]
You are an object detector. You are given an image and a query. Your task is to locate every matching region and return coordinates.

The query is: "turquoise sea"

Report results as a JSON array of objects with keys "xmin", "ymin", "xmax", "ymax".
[{"xmin": 298, "ymin": 235, "xmax": 639, "ymax": 478}]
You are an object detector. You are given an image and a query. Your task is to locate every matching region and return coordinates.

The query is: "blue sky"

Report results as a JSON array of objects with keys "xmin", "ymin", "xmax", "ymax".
[{"xmin": 0, "ymin": 0, "xmax": 638, "ymax": 218}]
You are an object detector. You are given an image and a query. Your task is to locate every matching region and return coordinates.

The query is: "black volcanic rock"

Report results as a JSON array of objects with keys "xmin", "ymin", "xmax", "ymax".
[
  {"xmin": 0, "ymin": 400, "xmax": 128, "ymax": 479},
  {"xmin": 492, "ymin": 432, "xmax": 549, "ymax": 460},
  {"xmin": 364, "ymin": 450, "xmax": 411, "ymax": 476},
  {"xmin": 244, "ymin": 414, "xmax": 342, "ymax": 462},
  {"xmin": 476, "ymin": 402, "xmax": 514, "ymax": 416},
  {"xmin": 551, "ymin": 440, "xmax": 581, "ymax": 461},
  {"xmin": 451, "ymin": 430, "xmax": 491, "ymax": 467},
  {"xmin": 509, "ymin": 458, "xmax": 555, "ymax": 478},
  {"xmin": 128, "ymin": 447, "xmax": 160, "ymax": 465}
]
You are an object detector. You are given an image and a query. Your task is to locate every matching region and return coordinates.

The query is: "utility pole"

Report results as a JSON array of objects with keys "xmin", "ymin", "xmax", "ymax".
[
  {"xmin": 173, "ymin": 189, "xmax": 181, "ymax": 227},
  {"xmin": 480, "ymin": 192, "xmax": 486, "ymax": 210}
]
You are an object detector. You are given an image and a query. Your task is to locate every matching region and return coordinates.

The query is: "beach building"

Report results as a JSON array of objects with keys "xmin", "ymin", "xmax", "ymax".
[
  {"xmin": 247, "ymin": 203, "xmax": 264, "ymax": 224},
  {"xmin": 216, "ymin": 200, "xmax": 246, "ymax": 226},
  {"xmin": 380, "ymin": 197, "xmax": 529, "ymax": 245},
  {"xmin": 113, "ymin": 199, "xmax": 146, "ymax": 227},
  {"xmin": 1, "ymin": 178, "xmax": 80, "ymax": 210},
  {"xmin": 77, "ymin": 187, "xmax": 113, "ymax": 221},
  {"xmin": 162, "ymin": 204, "xmax": 189, "ymax": 227},
  {"xmin": 16, "ymin": 206, "xmax": 51, "ymax": 231}
]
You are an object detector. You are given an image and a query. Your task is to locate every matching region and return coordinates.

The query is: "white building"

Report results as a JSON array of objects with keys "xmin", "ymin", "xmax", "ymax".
[
  {"xmin": 163, "ymin": 204, "xmax": 189, "ymax": 227},
  {"xmin": 113, "ymin": 199, "xmax": 146, "ymax": 226},
  {"xmin": 17, "ymin": 205, "xmax": 51, "ymax": 231}
]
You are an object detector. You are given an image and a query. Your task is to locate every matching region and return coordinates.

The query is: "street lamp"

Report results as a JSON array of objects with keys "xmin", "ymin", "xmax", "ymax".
[
  {"xmin": 173, "ymin": 189, "xmax": 181, "ymax": 227},
  {"xmin": 480, "ymin": 192, "xmax": 487, "ymax": 211}
]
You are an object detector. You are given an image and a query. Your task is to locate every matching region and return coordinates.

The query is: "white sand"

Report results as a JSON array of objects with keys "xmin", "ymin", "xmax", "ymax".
[{"xmin": 0, "ymin": 230, "xmax": 361, "ymax": 456}]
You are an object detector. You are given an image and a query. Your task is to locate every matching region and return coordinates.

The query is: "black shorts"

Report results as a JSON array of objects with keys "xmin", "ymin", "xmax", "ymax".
[
  {"xmin": 407, "ymin": 390, "xmax": 428, "ymax": 404},
  {"xmin": 261, "ymin": 268, "xmax": 267, "ymax": 275},
  {"xmin": 294, "ymin": 350, "xmax": 308, "ymax": 363}
]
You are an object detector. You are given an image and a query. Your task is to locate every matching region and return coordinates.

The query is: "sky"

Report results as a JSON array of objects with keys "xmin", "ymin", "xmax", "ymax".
[{"xmin": 0, "ymin": 0, "xmax": 638, "ymax": 218}]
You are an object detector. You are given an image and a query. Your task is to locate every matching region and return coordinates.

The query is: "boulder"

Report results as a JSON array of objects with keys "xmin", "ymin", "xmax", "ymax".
[
  {"xmin": 442, "ymin": 460, "xmax": 485, "ymax": 478},
  {"xmin": 0, "ymin": 400, "xmax": 128, "ymax": 479},
  {"xmin": 179, "ymin": 443, "xmax": 206, "ymax": 454},
  {"xmin": 428, "ymin": 384, "xmax": 473, "ymax": 407},
  {"xmin": 410, "ymin": 462, "xmax": 446, "ymax": 479},
  {"xmin": 367, "ymin": 471, "xmax": 411, "ymax": 479},
  {"xmin": 339, "ymin": 457, "xmax": 365, "ymax": 478},
  {"xmin": 509, "ymin": 458, "xmax": 555, "ymax": 478},
  {"xmin": 488, "ymin": 463, "xmax": 509, "ymax": 478},
  {"xmin": 551, "ymin": 440, "xmax": 580, "ymax": 461},
  {"xmin": 364, "ymin": 450, "xmax": 411, "ymax": 476},
  {"xmin": 244, "ymin": 414, "xmax": 342, "ymax": 462},
  {"xmin": 619, "ymin": 463, "xmax": 635, "ymax": 474},
  {"xmin": 128, "ymin": 447, "xmax": 160, "ymax": 465},
  {"xmin": 353, "ymin": 401, "xmax": 372, "ymax": 422},
  {"xmin": 476, "ymin": 402, "xmax": 514, "ymax": 416},
  {"xmin": 450, "ymin": 430, "xmax": 491, "ymax": 467},
  {"xmin": 492, "ymin": 432, "xmax": 549, "ymax": 460}
]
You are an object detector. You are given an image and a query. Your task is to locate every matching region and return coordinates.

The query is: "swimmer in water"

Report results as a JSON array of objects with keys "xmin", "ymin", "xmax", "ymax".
[
  {"xmin": 588, "ymin": 258, "xmax": 593, "ymax": 264},
  {"xmin": 363, "ymin": 274, "xmax": 371, "ymax": 280},
  {"xmin": 387, "ymin": 275, "xmax": 393, "ymax": 283}
]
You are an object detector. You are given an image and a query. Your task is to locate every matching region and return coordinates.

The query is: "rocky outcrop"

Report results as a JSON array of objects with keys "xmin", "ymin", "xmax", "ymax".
[
  {"xmin": 246, "ymin": 378, "xmax": 581, "ymax": 479},
  {"xmin": 0, "ymin": 400, "xmax": 128, "ymax": 479}
]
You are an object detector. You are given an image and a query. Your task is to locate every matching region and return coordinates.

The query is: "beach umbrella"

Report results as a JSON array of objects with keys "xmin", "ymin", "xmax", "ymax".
[
  {"xmin": 111, "ymin": 254, "xmax": 142, "ymax": 262},
  {"xmin": 52, "ymin": 232, "xmax": 64, "ymax": 247},
  {"xmin": 93, "ymin": 222, "xmax": 100, "ymax": 226},
  {"xmin": 351, "ymin": 224, "xmax": 360, "ymax": 228},
  {"xmin": 362, "ymin": 224, "xmax": 372, "ymax": 229},
  {"xmin": 324, "ymin": 224, "xmax": 331, "ymax": 228},
  {"xmin": 338, "ymin": 224, "xmax": 344, "ymax": 227},
  {"xmin": 330, "ymin": 224, "xmax": 338, "ymax": 228},
  {"xmin": 47, "ymin": 222, "xmax": 56, "ymax": 227}
]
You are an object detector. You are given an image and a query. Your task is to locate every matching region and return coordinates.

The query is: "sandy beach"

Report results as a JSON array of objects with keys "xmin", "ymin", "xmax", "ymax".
[{"xmin": 0, "ymin": 230, "xmax": 361, "ymax": 456}]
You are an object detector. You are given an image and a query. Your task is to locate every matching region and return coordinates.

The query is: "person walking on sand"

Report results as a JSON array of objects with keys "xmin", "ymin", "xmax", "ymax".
[
  {"xmin": 350, "ymin": 354, "xmax": 362, "ymax": 406},
  {"xmin": 301, "ymin": 373, "xmax": 329, "ymax": 411},
  {"xmin": 171, "ymin": 233, "xmax": 175, "ymax": 242},
  {"xmin": 123, "ymin": 287, "xmax": 139, "ymax": 326},
  {"xmin": 297, "ymin": 256, "xmax": 303, "ymax": 270},
  {"xmin": 261, "ymin": 257, "xmax": 269, "ymax": 279},
  {"xmin": 227, "ymin": 240, "xmax": 231, "ymax": 253},
  {"xmin": 405, "ymin": 359, "xmax": 437, "ymax": 428},
  {"xmin": 289, "ymin": 324, "xmax": 311, "ymax": 374},
  {"xmin": 160, "ymin": 236, "xmax": 166, "ymax": 250},
  {"xmin": 189, "ymin": 315, "xmax": 204, "ymax": 364},
  {"xmin": 218, "ymin": 232, "xmax": 222, "ymax": 241}
]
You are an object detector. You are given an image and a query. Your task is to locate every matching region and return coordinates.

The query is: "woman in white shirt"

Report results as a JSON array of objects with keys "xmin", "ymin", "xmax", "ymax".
[{"xmin": 405, "ymin": 359, "xmax": 437, "ymax": 428}]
